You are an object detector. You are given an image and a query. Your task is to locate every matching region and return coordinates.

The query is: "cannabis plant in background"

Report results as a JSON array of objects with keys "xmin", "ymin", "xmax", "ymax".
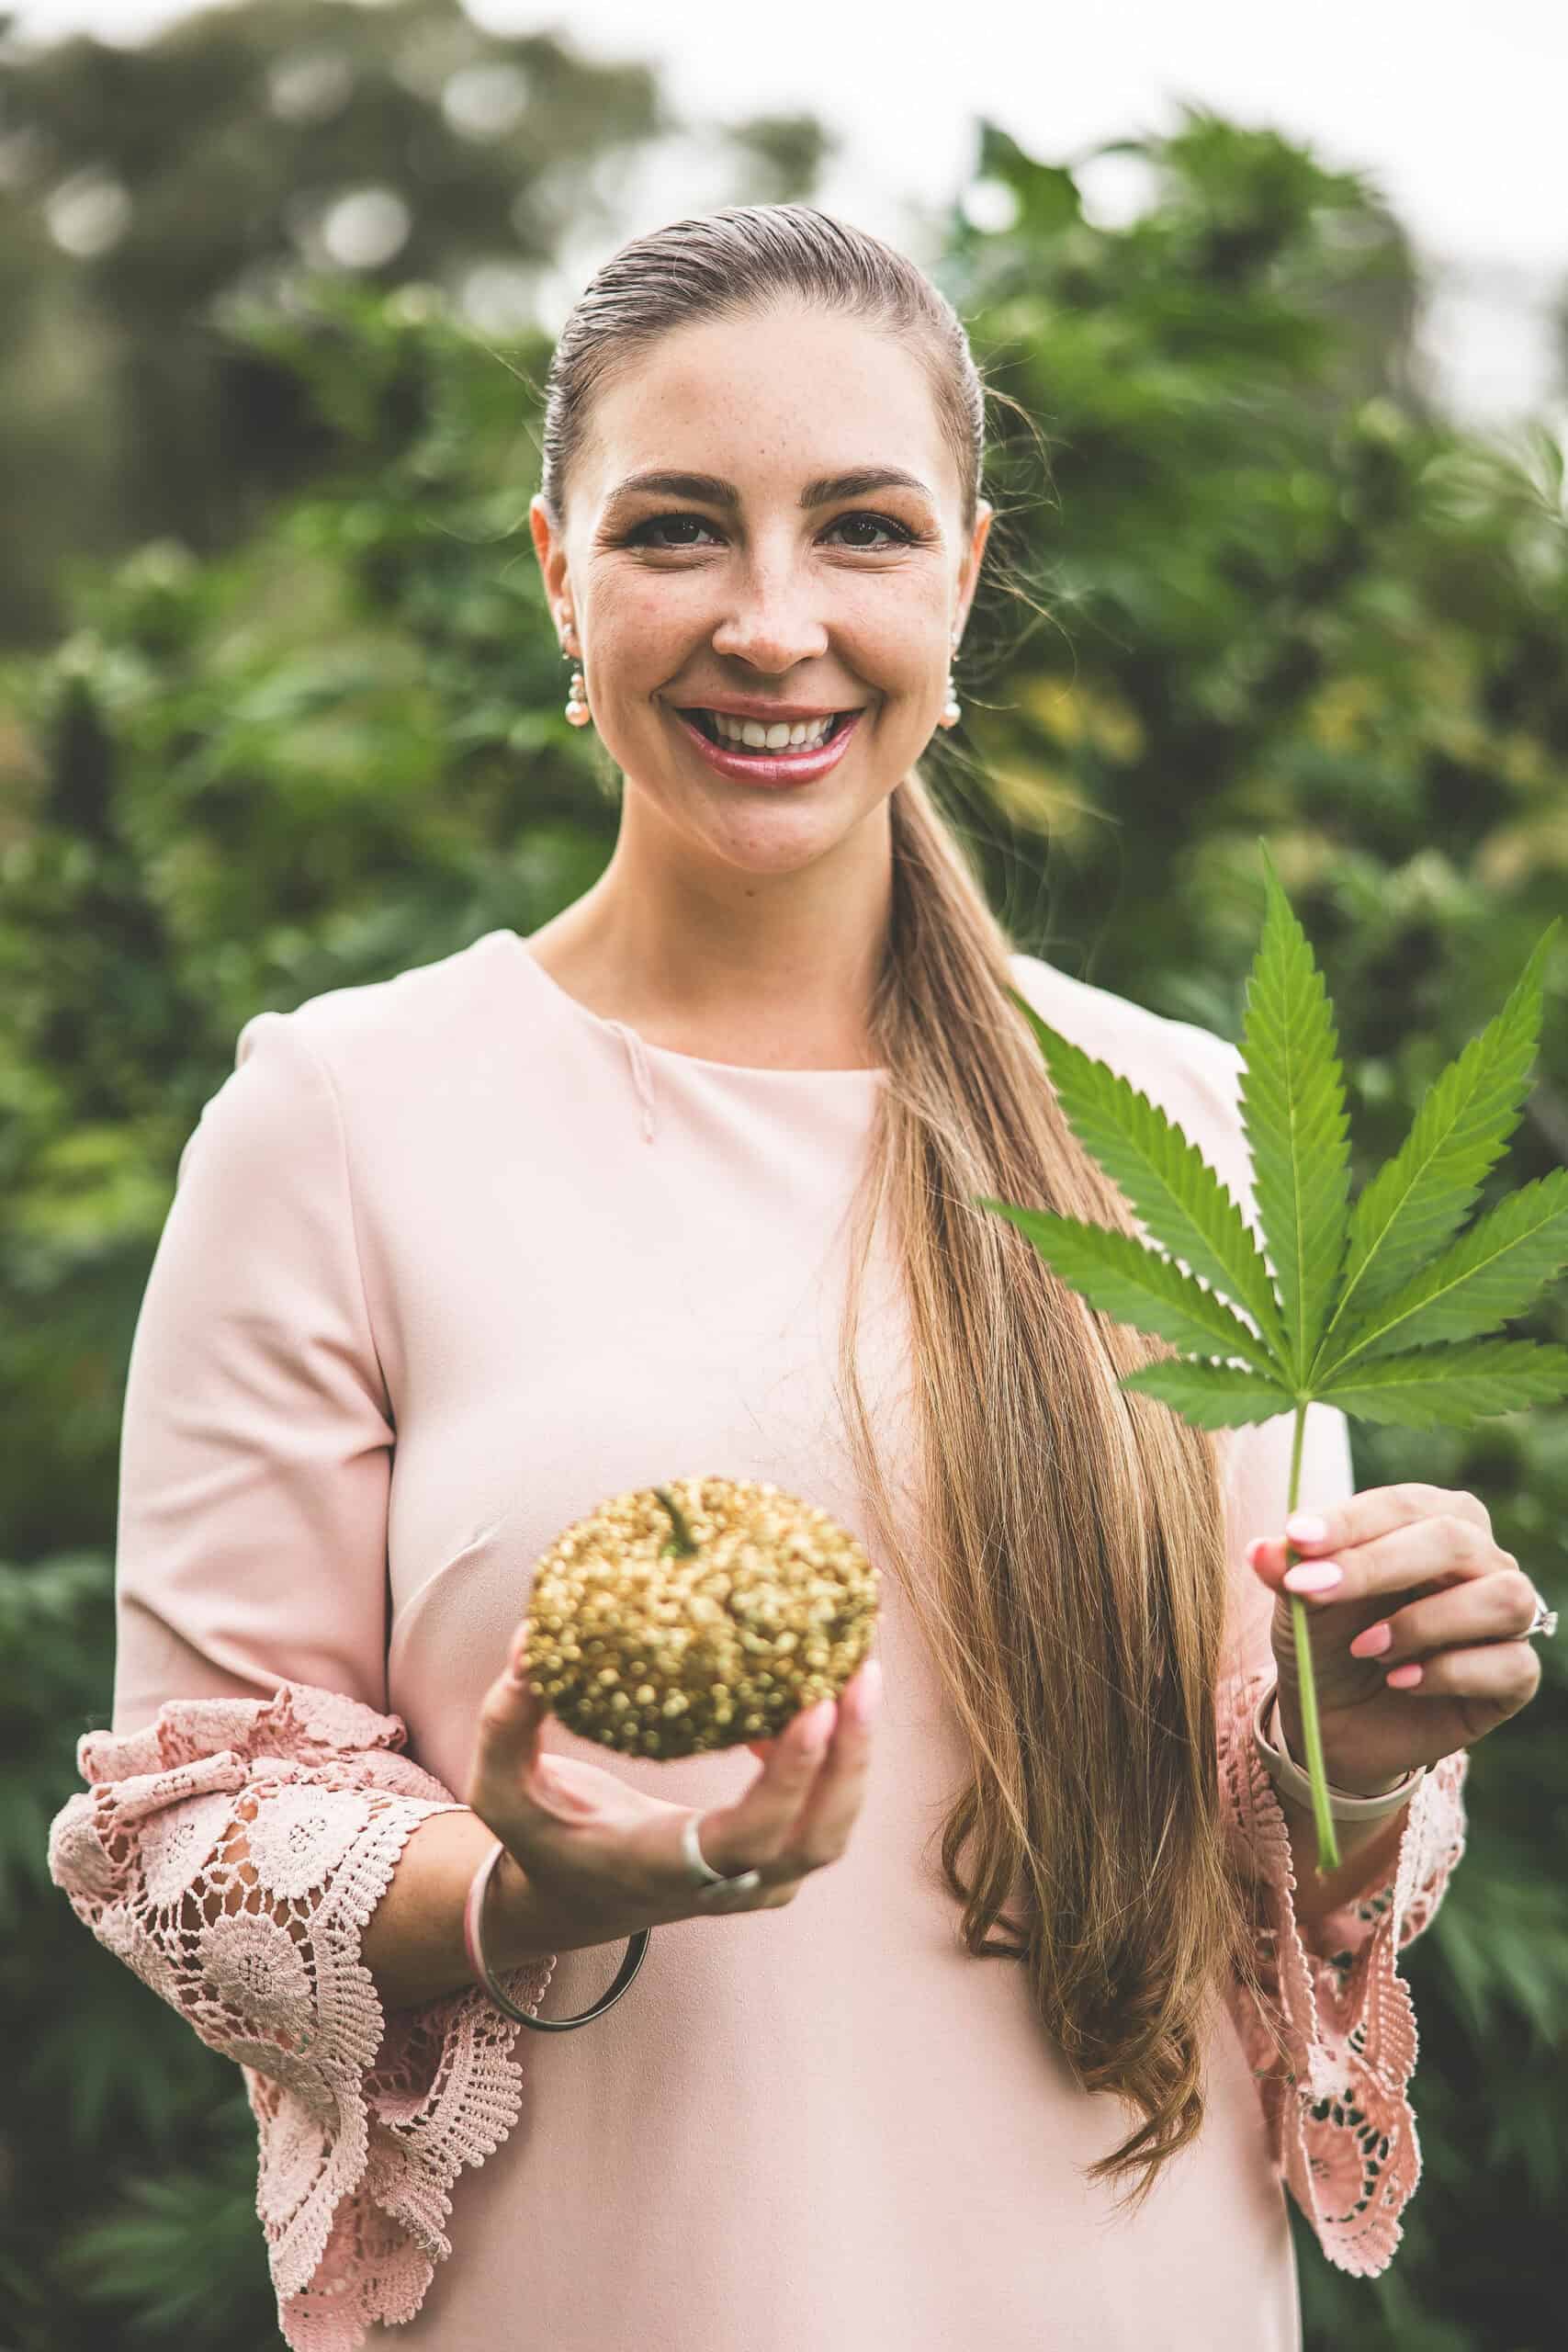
[{"xmin": 980, "ymin": 842, "xmax": 1568, "ymax": 1869}]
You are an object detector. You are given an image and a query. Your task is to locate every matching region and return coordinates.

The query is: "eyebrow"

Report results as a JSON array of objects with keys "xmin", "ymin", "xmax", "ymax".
[{"xmin": 601, "ymin": 466, "xmax": 937, "ymax": 515}]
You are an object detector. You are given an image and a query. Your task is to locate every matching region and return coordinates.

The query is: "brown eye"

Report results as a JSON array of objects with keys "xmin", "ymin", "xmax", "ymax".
[
  {"xmin": 827, "ymin": 513, "xmax": 913, "ymax": 548},
  {"xmin": 627, "ymin": 514, "xmax": 720, "ymax": 549}
]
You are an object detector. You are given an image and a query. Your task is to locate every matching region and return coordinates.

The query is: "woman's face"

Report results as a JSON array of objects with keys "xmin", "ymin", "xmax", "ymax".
[{"xmin": 529, "ymin": 301, "xmax": 992, "ymax": 879}]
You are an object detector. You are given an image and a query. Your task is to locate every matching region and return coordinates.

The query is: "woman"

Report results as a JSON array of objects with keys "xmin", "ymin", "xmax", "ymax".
[{"xmin": 48, "ymin": 204, "xmax": 1547, "ymax": 2351}]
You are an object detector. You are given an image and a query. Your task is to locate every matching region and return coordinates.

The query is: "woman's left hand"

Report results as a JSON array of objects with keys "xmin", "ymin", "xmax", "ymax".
[{"xmin": 1246, "ymin": 1481, "xmax": 1546, "ymax": 1796}]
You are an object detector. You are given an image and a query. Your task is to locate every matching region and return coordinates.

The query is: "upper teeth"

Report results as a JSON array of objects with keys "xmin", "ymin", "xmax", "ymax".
[{"xmin": 705, "ymin": 710, "xmax": 837, "ymax": 750}]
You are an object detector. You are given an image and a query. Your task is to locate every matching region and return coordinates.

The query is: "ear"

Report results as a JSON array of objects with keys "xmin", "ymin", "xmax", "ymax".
[
  {"xmin": 956, "ymin": 497, "xmax": 994, "ymax": 635},
  {"xmin": 529, "ymin": 493, "xmax": 570, "ymax": 621}
]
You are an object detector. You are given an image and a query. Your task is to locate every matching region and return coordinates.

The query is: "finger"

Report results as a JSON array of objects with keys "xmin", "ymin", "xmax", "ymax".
[
  {"xmin": 476, "ymin": 1624, "xmax": 547, "ymax": 1752},
  {"xmin": 1245, "ymin": 1534, "xmax": 1300, "ymax": 1588},
  {"xmin": 699, "ymin": 1694, "xmax": 840, "ymax": 1877},
  {"xmin": 472, "ymin": 1627, "xmax": 595, "ymax": 1829},
  {"xmin": 784, "ymin": 1661, "xmax": 880, "ymax": 1868},
  {"xmin": 1379, "ymin": 1636, "xmax": 1541, "ymax": 1720},
  {"xmin": 1247, "ymin": 1514, "xmax": 1505, "ymax": 1611},
  {"xmin": 1347, "ymin": 1567, "xmax": 1542, "ymax": 1667},
  {"xmin": 744, "ymin": 1686, "xmax": 853, "ymax": 1764},
  {"xmin": 1270, "ymin": 1481, "xmax": 1492, "ymax": 1562}
]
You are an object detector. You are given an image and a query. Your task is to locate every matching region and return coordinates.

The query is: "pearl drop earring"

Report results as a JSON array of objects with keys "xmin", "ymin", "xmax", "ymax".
[
  {"xmin": 558, "ymin": 602, "xmax": 592, "ymax": 729},
  {"xmin": 939, "ymin": 630, "xmax": 962, "ymax": 729}
]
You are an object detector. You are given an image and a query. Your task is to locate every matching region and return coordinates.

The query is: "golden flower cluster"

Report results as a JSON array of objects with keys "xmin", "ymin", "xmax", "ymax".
[{"xmin": 522, "ymin": 1475, "xmax": 880, "ymax": 1760}]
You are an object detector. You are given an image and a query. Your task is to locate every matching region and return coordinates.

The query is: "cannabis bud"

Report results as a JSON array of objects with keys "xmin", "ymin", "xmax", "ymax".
[{"xmin": 522, "ymin": 1475, "xmax": 880, "ymax": 1761}]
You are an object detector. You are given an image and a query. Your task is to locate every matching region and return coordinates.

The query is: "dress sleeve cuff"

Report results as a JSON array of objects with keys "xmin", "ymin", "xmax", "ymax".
[
  {"xmin": 49, "ymin": 1678, "xmax": 558, "ymax": 2352},
  {"xmin": 1219, "ymin": 1663, "xmax": 1469, "ymax": 2277}
]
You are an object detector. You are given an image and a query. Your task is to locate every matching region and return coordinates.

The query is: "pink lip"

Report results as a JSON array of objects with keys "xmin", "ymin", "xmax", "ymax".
[{"xmin": 669, "ymin": 705, "xmax": 864, "ymax": 786}]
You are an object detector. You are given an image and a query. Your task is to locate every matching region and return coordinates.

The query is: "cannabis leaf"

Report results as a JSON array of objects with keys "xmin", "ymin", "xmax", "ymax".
[
  {"xmin": 1316, "ymin": 1170, "xmax": 1568, "ymax": 1385},
  {"xmin": 1314, "ymin": 927, "xmax": 1556, "ymax": 1359},
  {"xmin": 1238, "ymin": 842, "xmax": 1352, "ymax": 1384},
  {"xmin": 986, "ymin": 1001, "xmax": 1291, "ymax": 1368},
  {"xmin": 976, "ymin": 841, "xmax": 1567, "ymax": 1871}
]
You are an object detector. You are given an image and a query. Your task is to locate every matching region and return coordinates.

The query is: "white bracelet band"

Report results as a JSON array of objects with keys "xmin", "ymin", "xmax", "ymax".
[{"xmin": 1251, "ymin": 1684, "xmax": 1426, "ymax": 1824}]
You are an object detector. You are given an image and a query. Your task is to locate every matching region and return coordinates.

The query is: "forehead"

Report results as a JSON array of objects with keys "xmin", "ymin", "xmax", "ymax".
[{"xmin": 573, "ymin": 303, "xmax": 959, "ymax": 513}]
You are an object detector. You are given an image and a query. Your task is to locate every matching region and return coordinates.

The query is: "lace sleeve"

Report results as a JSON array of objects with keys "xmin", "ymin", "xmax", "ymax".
[
  {"xmin": 1219, "ymin": 1662, "xmax": 1468, "ymax": 2277},
  {"xmin": 48, "ymin": 1678, "xmax": 558, "ymax": 2352}
]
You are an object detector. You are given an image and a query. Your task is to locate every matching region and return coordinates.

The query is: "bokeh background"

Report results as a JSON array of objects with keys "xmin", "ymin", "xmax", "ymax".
[{"xmin": 2, "ymin": 4, "xmax": 1564, "ymax": 2346}]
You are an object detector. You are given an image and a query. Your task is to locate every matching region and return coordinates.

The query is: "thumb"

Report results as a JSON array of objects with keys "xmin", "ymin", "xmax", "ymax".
[{"xmin": 479, "ymin": 1622, "xmax": 551, "ymax": 1767}]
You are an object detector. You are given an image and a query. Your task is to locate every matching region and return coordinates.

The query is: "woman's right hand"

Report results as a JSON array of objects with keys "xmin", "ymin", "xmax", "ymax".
[{"xmin": 464, "ymin": 1623, "xmax": 881, "ymax": 1951}]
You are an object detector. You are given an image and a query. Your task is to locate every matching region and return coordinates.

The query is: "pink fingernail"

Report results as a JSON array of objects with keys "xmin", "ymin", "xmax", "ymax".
[
  {"xmin": 1283, "ymin": 1561, "xmax": 1343, "ymax": 1594},
  {"xmin": 848, "ymin": 1659, "xmax": 882, "ymax": 1723},
  {"xmin": 1386, "ymin": 1662, "xmax": 1424, "ymax": 1690},
  {"xmin": 1285, "ymin": 1513, "xmax": 1329, "ymax": 1546},
  {"xmin": 1349, "ymin": 1621, "xmax": 1393, "ymax": 1658}
]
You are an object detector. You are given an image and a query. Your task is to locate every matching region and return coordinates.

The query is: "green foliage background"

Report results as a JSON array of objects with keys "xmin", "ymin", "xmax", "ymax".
[{"xmin": 2, "ymin": 6, "xmax": 1564, "ymax": 2346}]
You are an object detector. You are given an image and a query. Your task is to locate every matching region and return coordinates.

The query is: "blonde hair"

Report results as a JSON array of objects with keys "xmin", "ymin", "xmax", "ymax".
[{"xmin": 536, "ymin": 201, "xmax": 1281, "ymax": 2211}]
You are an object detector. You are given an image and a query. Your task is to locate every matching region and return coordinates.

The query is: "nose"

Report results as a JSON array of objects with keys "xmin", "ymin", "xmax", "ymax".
[{"xmin": 708, "ymin": 550, "xmax": 830, "ymax": 673}]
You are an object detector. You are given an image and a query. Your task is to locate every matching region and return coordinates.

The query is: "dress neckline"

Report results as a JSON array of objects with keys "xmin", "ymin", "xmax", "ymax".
[{"xmin": 497, "ymin": 931, "xmax": 891, "ymax": 1080}]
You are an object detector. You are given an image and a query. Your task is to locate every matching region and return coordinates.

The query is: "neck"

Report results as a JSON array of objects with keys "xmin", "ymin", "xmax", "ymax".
[{"xmin": 529, "ymin": 808, "xmax": 896, "ymax": 1070}]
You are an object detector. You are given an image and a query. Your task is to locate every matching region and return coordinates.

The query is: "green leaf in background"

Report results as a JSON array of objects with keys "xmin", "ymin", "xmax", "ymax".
[
  {"xmin": 1316, "ymin": 1163, "xmax": 1568, "ymax": 1375},
  {"xmin": 1316, "ymin": 1336, "xmax": 1568, "ymax": 1428},
  {"xmin": 1237, "ymin": 841, "xmax": 1352, "ymax": 1385},
  {"xmin": 1313, "ymin": 922, "xmax": 1559, "ymax": 1372},
  {"xmin": 1001, "ymin": 991, "xmax": 1292, "ymax": 1366},
  {"xmin": 976, "ymin": 1199, "xmax": 1284, "ymax": 1376}
]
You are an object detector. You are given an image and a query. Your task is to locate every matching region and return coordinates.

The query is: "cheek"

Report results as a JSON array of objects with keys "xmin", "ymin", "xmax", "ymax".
[
  {"xmin": 593, "ymin": 586, "xmax": 693, "ymax": 677},
  {"xmin": 843, "ymin": 581, "xmax": 952, "ymax": 672}
]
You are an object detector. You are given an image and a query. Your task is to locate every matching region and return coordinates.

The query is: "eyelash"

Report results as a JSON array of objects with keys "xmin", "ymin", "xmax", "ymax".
[{"xmin": 621, "ymin": 510, "xmax": 927, "ymax": 552}]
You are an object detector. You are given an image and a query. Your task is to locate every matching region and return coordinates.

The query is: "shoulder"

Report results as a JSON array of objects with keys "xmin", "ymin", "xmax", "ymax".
[
  {"xmin": 239, "ymin": 930, "xmax": 513, "ymax": 1078},
  {"xmin": 217, "ymin": 932, "xmax": 524, "ymax": 1147},
  {"xmin": 1007, "ymin": 949, "xmax": 1241, "ymax": 1116},
  {"xmin": 181, "ymin": 932, "xmax": 517, "ymax": 1182}
]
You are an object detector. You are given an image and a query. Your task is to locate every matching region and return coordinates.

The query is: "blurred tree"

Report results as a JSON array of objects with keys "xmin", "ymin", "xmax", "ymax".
[
  {"xmin": 2, "ymin": 81, "xmax": 1564, "ymax": 2352},
  {"xmin": 0, "ymin": 0, "xmax": 833, "ymax": 646}
]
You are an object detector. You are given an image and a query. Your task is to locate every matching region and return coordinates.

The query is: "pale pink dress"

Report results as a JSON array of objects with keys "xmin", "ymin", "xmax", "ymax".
[{"xmin": 48, "ymin": 929, "xmax": 1468, "ymax": 2350}]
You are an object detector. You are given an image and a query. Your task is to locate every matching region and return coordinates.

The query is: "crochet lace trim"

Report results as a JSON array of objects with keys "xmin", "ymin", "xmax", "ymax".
[
  {"xmin": 50, "ymin": 1669, "xmax": 1464, "ymax": 2343},
  {"xmin": 1218, "ymin": 1662, "xmax": 1468, "ymax": 2276},
  {"xmin": 48, "ymin": 1679, "xmax": 557, "ymax": 2349}
]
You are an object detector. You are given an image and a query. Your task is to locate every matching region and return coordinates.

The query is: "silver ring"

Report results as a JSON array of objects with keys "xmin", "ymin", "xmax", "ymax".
[
  {"xmin": 1526, "ymin": 1589, "xmax": 1559, "ymax": 1640},
  {"xmin": 682, "ymin": 1811, "xmax": 762, "ymax": 1908}
]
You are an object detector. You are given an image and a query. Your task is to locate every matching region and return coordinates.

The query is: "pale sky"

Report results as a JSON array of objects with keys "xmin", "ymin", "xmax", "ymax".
[{"xmin": 8, "ymin": 0, "xmax": 1565, "ymax": 424}]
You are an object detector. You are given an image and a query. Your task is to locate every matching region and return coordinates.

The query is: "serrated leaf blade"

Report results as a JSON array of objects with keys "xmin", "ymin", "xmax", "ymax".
[
  {"xmin": 1316, "ymin": 1337, "xmax": 1568, "ymax": 1427},
  {"xmin": 1319, "ymin": 1167, "xmax": 1568, "ymax": 1373},
  {"xmin": 976, "ymin": 1196, "xmax": 1288, "ymax": 1377},
  {"xmin": 1239, "ymin": 842, "xmax": 1351, "ymax": 1379},
  {"xmin": 1315, "ymin": 920, "xmax": 1559, "ymax": 1370},
  {"xmin": 1004, "ymin": 987, "xmax": 1289, "ymax": 1360},
  {"xmin": 1116, "ymin": 1358, "xmax": 1298, "ymax": 1429}
]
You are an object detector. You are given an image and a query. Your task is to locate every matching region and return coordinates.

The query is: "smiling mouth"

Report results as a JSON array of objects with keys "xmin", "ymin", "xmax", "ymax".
[{"xmin": 677, "ymin": 707, "xmax": 853, "ymax": 750}]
